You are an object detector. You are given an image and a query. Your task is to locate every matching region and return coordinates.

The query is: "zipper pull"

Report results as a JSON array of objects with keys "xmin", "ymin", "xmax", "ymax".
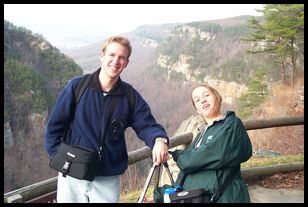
[{"xmin": 98, "ymin": 146, "xmax": 103, "ymax": 161}]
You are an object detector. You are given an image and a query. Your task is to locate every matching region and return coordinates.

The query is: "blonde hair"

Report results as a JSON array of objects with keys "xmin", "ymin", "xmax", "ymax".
[
  {"xmin": 191, "ymin": 84, "xmax": 222, "ymax": 116},
  {"xmin": 101, "ymin": 36, "xmax": 132, "ymax": 58}
]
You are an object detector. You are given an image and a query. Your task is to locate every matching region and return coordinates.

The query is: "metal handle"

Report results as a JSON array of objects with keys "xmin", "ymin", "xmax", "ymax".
[
  {"xmin": 137, "ymin": 164, "xmax": 158, "ymax": 203},
  {"xmin": 137, "ymin": 162, "xmax": 175, "ymax": 203},
  {"xmin": 162, "ymin": 162, "xmax": 175, "ymax": 185}
]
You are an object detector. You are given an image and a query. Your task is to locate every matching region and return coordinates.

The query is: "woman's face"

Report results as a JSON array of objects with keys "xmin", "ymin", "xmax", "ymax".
[{"xmin": 192, "ymin": 86, "xmax": 216, "ymax": 118}]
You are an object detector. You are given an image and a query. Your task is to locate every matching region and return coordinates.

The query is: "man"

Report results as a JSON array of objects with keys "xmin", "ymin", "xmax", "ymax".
[{"xmin": 45, "ymin": 36, "xmax": 169, "ymax": 203}]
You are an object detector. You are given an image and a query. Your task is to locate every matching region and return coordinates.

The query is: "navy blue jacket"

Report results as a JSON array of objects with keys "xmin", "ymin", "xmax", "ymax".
[{"xmin": 44, "ymin": 68, "xmax": 168, "ymax": 176}]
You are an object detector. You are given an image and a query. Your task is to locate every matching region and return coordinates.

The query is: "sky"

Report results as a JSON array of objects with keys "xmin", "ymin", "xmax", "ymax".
[{"xmin": 4, "ymin": 4, "xmax": 264, "ymax": 48}]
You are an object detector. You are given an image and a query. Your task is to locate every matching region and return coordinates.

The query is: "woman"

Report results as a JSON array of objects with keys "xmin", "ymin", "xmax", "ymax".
[{"xmin": 170, "ymin": 84, "xmax": 252, "ymax": 203}]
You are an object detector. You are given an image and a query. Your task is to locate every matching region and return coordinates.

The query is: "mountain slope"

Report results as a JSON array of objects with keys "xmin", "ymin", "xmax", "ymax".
[{"xmin": 4, "ymin": 20, "xmax": 83, "ymax": 193}]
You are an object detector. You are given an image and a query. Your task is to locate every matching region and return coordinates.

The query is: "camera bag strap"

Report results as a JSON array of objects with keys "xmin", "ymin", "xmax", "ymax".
[{"xmin": 62, "ymin": 74, "xmax": 91, "ymax": 142}]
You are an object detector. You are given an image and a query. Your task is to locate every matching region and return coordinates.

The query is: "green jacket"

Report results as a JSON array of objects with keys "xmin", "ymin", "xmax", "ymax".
[{"xmin": 171, "ymin": 111, "xmax": 252, "ymax": 203}]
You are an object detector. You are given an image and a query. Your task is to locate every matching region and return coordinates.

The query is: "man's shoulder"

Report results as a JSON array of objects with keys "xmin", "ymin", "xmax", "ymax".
[
  {"xmin": 68, "ymin": 75, "xmax": 83, "ymax": 85},
  {"xmin": 121, "ymin": 80, "xmax": 135, "ymax": 90},
  {"xmin": 121, "ymin": 81, "xmax": 138, "ymax": 98}
]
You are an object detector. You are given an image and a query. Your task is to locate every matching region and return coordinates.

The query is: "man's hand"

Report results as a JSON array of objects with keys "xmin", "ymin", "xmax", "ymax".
[{"xmin": 152, "ymin": 138, "xmax": 169, "ymax": 166}]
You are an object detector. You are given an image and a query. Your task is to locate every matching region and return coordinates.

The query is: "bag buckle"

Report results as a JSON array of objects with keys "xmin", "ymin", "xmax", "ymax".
[{"xmin": 61, "ymin": 161, "xmax": 71, "ymax": 177}]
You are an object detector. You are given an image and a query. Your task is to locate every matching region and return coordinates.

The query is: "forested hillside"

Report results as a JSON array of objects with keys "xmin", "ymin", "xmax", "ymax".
[{"xmin": 4, "ymin": 20, "xmax": 83, "ymax": 192}]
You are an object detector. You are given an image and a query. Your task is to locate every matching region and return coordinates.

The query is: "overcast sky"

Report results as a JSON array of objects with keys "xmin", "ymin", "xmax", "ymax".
[{"xmin": 4, "ymin": 4, "xmax": 264, "ymax": 48}]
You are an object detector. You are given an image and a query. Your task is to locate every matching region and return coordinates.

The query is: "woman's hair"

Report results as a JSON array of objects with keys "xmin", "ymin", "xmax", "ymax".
[
  {"xmin": 101, "ymin": 36, "xmax": 132, "ymax": 58},
  {"xmin": 191, "ymin": 84, "xmax": 222, "ymax": 116}
]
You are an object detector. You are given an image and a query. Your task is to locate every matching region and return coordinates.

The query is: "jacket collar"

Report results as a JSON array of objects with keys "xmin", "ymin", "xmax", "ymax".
[
  {"xmin": 198, "ymin": 112, "xmax": 228, "ymax": 133},
  {"xmin": 87, "ymin": 68, "xmax": 125, "ymax": 96}
]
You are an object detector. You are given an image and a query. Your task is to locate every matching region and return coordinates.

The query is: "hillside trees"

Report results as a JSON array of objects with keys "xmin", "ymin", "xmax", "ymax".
[
  {"xmin": 4, "ymin": 20, "xmax": 84, "ymax": 192},
  {"xmin": 245, "ymin": 4, "xmax": 304, "ymax": 87},
  {"xmin": 238, "ymin": 68, "xmax": 268, "ymax": 119},
  {"xmin": 4, "ymin": 59, "xmax": 54, "ymax": 123}
]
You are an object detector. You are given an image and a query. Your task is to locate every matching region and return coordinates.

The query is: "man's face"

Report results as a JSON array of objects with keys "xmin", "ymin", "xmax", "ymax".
[{"xmin": 100, "ymin": 42, "xmax": 129, "ymax": 79}]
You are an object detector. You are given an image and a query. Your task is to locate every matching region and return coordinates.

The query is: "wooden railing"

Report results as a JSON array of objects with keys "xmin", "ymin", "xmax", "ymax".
[{"xmin": 4, "ymin": 115, "xmax": 304, "ymax": 203}]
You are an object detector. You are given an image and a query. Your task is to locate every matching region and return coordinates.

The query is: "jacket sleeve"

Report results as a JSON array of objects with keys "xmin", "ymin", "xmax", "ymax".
[
  {"xmin": 176, "ymin": 118, "xmax": 252, "ymax": 174},
  {"xmin": 130, "ymin": 90, "xmax": 168, "ymax": 148},
  {"xmin": 44, "ymin": 78, "xmax": 78, "ymax": 159}
]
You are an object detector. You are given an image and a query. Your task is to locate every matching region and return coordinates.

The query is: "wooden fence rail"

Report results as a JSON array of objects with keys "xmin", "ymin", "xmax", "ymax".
[{"xmin": 4, "ymin": 115, "xmax": 304, "ymax": 203}]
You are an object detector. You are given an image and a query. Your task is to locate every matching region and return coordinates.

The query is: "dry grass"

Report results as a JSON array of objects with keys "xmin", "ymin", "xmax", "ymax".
[
  {"xmin": 241, "ymin": 154, "xmax": 304, "ymax": 169},
  {"xmin": 249, "ymin": 78, "xmax": 304, "ymax": 156},
  {"xmin": 120, "ymin": 185, "xmax": 154, "ymax": 203}
]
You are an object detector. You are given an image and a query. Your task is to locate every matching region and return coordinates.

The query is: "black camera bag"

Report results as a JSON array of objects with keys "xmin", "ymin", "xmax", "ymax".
[
  {"xmin": 169, "ymin": 188, "xmax": 214, "ymax": 203},
  {"xmin": 49, "ymin": 143, "xmax": 99, "ymax": 181}
]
